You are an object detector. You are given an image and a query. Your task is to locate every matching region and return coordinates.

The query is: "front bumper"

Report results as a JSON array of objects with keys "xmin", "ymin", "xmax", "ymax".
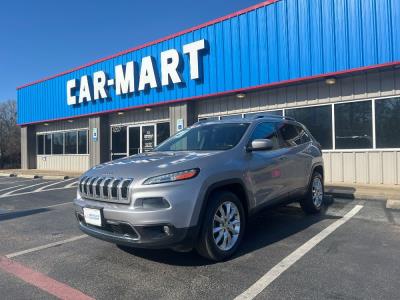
[{"xmin": 75, "ymin": 210, "xmax": 197, "ymax": 249}]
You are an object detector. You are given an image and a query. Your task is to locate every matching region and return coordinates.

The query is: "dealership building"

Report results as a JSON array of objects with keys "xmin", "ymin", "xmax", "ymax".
[{"xmin": 18, "ymin": 0, "xmax": 400, "ymax": 185}]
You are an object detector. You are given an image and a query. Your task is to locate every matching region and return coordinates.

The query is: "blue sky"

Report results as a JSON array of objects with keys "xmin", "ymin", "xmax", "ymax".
[{"xmin": 0, "ymin": 0, "xmax": 262, "ymax": 102}]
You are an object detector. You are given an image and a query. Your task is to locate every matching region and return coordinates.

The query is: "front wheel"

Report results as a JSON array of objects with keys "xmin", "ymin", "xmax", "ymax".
[
  {"xmin": 196, "ymin": 191, "xmax": 246, "ymax": 261},
  {"xmin": 300, "ymin": 172, "xmax": 324, "ymax": 214}
]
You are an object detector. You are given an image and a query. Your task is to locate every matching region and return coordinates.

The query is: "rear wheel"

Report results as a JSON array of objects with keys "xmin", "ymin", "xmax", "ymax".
[
  {"xmin": 300, "ymin": 172, "xmax": 324, "ymax": 214},
  {"xmin": 196, "ymin": 191, "xmax": 245, "ymax": 261}
]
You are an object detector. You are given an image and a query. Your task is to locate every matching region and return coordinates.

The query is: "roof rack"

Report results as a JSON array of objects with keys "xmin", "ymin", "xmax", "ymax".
[{"xmin": 254, "ymin": 114, "xmax": 295, "ymax": 121}]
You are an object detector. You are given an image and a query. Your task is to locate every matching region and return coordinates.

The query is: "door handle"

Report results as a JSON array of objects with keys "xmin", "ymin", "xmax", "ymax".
[{"xmin": 279, "ymin": 155, "xmax": 288, "ymax": 161}]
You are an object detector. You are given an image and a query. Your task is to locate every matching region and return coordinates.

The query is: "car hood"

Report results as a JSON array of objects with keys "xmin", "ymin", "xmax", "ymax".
[{"xmin": 83, "ymin": 151, "xmax": 222, "ymax": 181}]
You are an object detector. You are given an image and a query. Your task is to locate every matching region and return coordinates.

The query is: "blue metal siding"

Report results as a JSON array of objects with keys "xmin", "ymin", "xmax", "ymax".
[{"xmin": 18, "ymin": 0, "xmax": 400, "ymax": 124}]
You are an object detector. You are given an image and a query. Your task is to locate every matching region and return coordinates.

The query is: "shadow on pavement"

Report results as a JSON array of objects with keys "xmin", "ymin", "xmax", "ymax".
[
  {"xmin": 0, "ymin": 208, "xmax": 50, "ymax": 221},
  {"xmin": 118, "ymin": 198, "xmax": 340, "ymax": 266}
]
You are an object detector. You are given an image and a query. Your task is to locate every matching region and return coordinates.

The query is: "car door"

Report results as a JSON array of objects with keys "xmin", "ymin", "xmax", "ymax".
[
  {"xmin": 246, "ymin": 122, "xmax": 289, "ymax": 206},
  {"xmin": 276, "ymin": 122, "xmax": 312, "ymax": 193}
]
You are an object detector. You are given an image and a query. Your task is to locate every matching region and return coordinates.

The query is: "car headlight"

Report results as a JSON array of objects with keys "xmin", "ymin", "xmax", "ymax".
[{"xmin": 143, "ymin": 168, "xmax": 200, "ymax": 185}]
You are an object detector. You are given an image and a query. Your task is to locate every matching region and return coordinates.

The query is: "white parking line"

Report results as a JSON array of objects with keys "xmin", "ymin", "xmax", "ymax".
[
  {"xmin": 0, "ymin": 185, "xmax": 25, "ymax": 192},
  {"xmin": 64, "ymin": 181, "xmax": 78, "ymax": 188},
  {"xmin": 234, "ymin": 205, "xmax": 363, "ymax": 300},
  {"xmin": 0, "ymin": 179, "xmax": 37, "ymax": 185},
  {"xmin": 5, "ymin": 235, "xmax": 88, "ymax": 258},
  {"xmin": 0, "ymin": 181, "xmax": 51, "ymax": 197},
  {"xmin": 0, "ymin": 186, "xmax": 77, "ymax": 198},
  {"xmin": 34, "ymin": 178, "xmax": 75, "ymax": 192}
]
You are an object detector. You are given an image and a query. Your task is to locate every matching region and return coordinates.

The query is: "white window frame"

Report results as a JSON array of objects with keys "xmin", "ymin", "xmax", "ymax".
[{"xmin": 197, "ymin": 96, "xmax": 400, "ymax": 152}]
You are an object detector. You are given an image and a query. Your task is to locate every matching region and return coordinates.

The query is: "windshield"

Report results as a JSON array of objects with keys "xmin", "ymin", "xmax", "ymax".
[{"xmin": 154, "ymin": 123, "xmax": 250, "ymax": 151}]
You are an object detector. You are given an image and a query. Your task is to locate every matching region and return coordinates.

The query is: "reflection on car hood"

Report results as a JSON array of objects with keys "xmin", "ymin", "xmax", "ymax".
[{"xmin": 84, "ymin": 151, "xmax": 221, "ymax": 181}]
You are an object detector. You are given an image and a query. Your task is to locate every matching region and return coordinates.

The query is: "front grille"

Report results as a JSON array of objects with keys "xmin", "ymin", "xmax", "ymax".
[{"xmin": 79, "ymin": 176, "xmax": 133, "ymax": 204}]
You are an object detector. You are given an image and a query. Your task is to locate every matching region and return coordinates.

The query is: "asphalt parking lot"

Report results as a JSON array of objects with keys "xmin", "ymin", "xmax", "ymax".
[{"xmin": 0, "ymin": 177, "xmax": 399, "ymax": 299}]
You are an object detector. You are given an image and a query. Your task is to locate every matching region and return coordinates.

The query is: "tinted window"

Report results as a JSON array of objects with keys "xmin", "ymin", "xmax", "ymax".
[
  {"xmin": 155, "ymin": 123, "xmax": 249, "ymax": 151},
  {"xmin": 111, "ymin": 126, "xmax": 126, "ymax": 154},
  {"xmin": 244, "ymin": 110, "xmax": 283, "ymax": 119},
  {"xmin": 157, "ymin": 122, "xmax": 170, "ymax": 145},
  {"xmin": 375, "ymin": 98, "xmax": 400, "ymax": 148},
  {"xmin": 52, "ymin": 133, "xmax": 64, "ymax": 154},
  {"xmin": 78, "ymin": 130, "xmax": 88, "ymax": 154},
  {"xmin": 285, "ymin": 105, "xmax": 332, "ymax": 149},
  {"xmin": 278, "ymin": 123, "xmax": 308, "ymax": 147},
  {"xmin": 249, "ymin": 122, "xmax": 279, "ymax": 149},
  {"xmin": 335, "ymin": 101, "xmax": 372, "ymax": 149},
  {"xmin": 44, "ymin": 134, "xmax": 52, "ymax": 155},
  {"xmin": 37, "ymin": 135, "xmax": 44, "ymax": 155},
  {"xmin": 65, "ymin": 131, "xmax": 77, "ymax": 154}
]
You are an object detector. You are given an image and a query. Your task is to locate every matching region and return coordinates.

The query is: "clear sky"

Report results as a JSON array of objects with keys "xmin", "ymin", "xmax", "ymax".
[{"xmin": 0, "ymin": 0, "xmax": 263, "ymax": 102}]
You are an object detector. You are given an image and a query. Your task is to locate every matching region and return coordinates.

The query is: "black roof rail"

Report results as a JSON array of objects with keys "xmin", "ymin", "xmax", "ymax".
[{"xmin": 254, "ymin": 114, "xmax": 295, "ymax": 121}]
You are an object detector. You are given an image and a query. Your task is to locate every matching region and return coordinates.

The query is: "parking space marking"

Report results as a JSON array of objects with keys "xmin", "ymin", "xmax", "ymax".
[
  {"xmin": 0, "ymin": 256, "xmax": 94, "ymax": 300},
  {"xmin": 0, "ymin": 181, "xmax": 51, "ymax": 197},
  {"xmin": 234, "ymin": 205, "xmax": 363, "ymax": 300},
  {"xmin": 34, "ymin": 178, "xmax": 76, "ymax": 192},
  {"xmin": 64, "ymin": 181, "xmax": 78, "ymax": 188},
  {"xmin": 0, "ymin": 179, "xmax": 37, "ymax": 185},
  {"xmin": 0, "ymin": 186, "xmax": 77, "ymax": 198},
  {"xmin": 6, "ymin": 235, "xmax": 87, "ymax": 259},
  {"xmin": 0, "ymin": 184, "xmax": 25, "ymax": 192}
]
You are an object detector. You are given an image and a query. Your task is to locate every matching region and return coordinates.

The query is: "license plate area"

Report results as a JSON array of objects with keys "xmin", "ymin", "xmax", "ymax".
[{"xmin": 83, "ymin": 207, "xmax": 103, "ymax": 227}]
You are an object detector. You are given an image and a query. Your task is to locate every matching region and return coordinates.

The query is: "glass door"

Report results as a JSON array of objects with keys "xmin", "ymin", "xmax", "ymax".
[
  {"xmin": 141, "ymin": 125, "xmax": 155, "ymax": 152},
  {"xmin": 111, "ymin": 126, "xmax": 127, "ymax": 160},
  {"xmin": 128, "ymin": 126, "xmax": 141, "ymax": 155}
]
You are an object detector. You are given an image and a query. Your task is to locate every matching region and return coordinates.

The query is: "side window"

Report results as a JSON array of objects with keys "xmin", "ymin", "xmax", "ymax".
[
  {"xmin": 278, "ymin": 123, "xmax": 311, "ymax": 147},
  {"xmin": 297, "ymin": 126, "xmax": 311, "ymax": 144},
  {"xmin": 249, "ymin": 122, "xmax": 279, "ymax": 150}
]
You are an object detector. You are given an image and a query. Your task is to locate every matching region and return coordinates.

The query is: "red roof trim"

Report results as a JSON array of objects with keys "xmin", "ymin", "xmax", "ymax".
[
  {"xmin": 16, "ymin": 0, "xmax": 278, "ymax": 90},
  {"xmin": 18, "ymin": 61, "xmax": 400, "ymax": 126}
]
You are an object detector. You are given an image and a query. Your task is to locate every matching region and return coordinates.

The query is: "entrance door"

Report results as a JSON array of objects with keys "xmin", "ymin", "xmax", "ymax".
[
  {"xmin": 111, "ymin": 126, "xmax": 127, "ymax": 160},
  {"xmin": 127, "ymin": 124, "xmax": 156, "ymax": 155},
  {"xmin": 141, "ymin": 125, "xmax": 155, "ymax": 152},
  {"xmin": 111, "ymin": 122, "xmax": 170, "ymax": 160},
  {"xmin": 128, "ymin": 126, "xmax": 141, "ymax": 155}
]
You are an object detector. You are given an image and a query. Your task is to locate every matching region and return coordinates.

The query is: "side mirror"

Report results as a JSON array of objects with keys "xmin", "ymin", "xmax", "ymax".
[{"xmin": 247, "ymin": 139, "xmax": 274, "ymax": 152}]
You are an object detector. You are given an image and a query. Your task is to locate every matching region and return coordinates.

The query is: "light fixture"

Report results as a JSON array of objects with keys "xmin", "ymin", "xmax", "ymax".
[
  {"xmin": 325, "ymin": 77, "xmax": 336, "ymax": 85},
  {"xmin": 44, "ymin": 123, "xmax": 49, "ymax": 126},
  {"xmin": 67, "ymin": 119, "xmax": 74, "ymax": 123},
  {"xmin": 117, "ymin": 111, "xmax": 124, "ymax": 115},
  {"xmin": 145, "ymin": 107, "xmax": 152, "ymax": 112},
  {"xmin": 236, "ymin": 92, "xmax": 246, "ymax": 99}
]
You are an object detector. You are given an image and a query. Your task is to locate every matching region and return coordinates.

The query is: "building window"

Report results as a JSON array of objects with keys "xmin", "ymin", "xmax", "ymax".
[
  {"xmin": 52, "ymin": 132, "xmax": 64, "ymax": 154},
  {"xmin": 111, "ymin": 126, "xmax": 127, "ymax": 156},
  {"xmin": 78, "ymin": 130, "xmax": 88, "ymax": 154},
  {"xmin": 334, "ymin": 101, "xmax": 373, "ymax": 149},
  {"xmin": 244, "ymin": 110, "xmax": 283, "ymax": 119},
  {"xmin": 37, "ymin": 135, "xmax": 44, "ymax": 155},
  {"xmin": 156, "ymin": 122, "xmax": 170, "ymax": 145},
  {"xmin": 375, "ymin": 97, "xmax": 400, "ymax": 148},
  {"xmin": 37, "ymin": 129, "xmax": 88, "ymax": 156},
  {"xmin": 285, "ymin": 105, "xmax": 332, "ymax": 149},
  {"xmin": 44, "ymin": 134, "xmax": 52, "ymax": 155},
  {"xmin": 65, "ymin": 131, "xmax": 77, "ymax": 154}
]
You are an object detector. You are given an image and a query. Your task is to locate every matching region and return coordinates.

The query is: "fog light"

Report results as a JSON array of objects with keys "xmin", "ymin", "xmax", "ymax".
[{"xmin": 163, "ymin": 225, "xmax": 171, "ymax": 235}]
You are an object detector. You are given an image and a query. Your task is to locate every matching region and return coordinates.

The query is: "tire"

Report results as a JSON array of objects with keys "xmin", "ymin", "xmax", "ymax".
[
  {"xmin": 300, "ymin": 171, "xmax": 324, "ymax": 214},
  {"xmin": 196, "ymin": 191, "xmax": 246, "ymax": 261}
]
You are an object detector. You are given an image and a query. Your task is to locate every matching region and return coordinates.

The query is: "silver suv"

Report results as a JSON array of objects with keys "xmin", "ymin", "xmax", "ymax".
[{"xmin": 74, "ymin": 115, "xmax": 324, "ymax": 261}]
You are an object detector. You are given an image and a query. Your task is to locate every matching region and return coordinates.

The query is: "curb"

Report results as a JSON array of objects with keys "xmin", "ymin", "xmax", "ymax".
[
  {"xmin": 386, "ymin": 199, "xmax": 400, "ymax": 210},
  {"xmin": 17, "ymin": 174, "xmax": 42, "ymax": 179},
  {"xmin": 325, "ymin": 191, "xmax": 387, "ymax": 201},
  {"xmin": 0, "ymin": 173, "xmax": 16, "ymax": 177},
  {"xmin": 42, "ymin": 175, "xmax": 72, "ymax": 180}
]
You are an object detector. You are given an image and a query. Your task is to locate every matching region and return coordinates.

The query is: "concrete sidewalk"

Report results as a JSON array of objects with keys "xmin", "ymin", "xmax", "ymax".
[
  {"xmin": 325, "ymin": 183, "xmax": 400, "ymax": 209},
  {"xmin": 0, "ymin": 169, "xmax": 81, "ymax": 180}
]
